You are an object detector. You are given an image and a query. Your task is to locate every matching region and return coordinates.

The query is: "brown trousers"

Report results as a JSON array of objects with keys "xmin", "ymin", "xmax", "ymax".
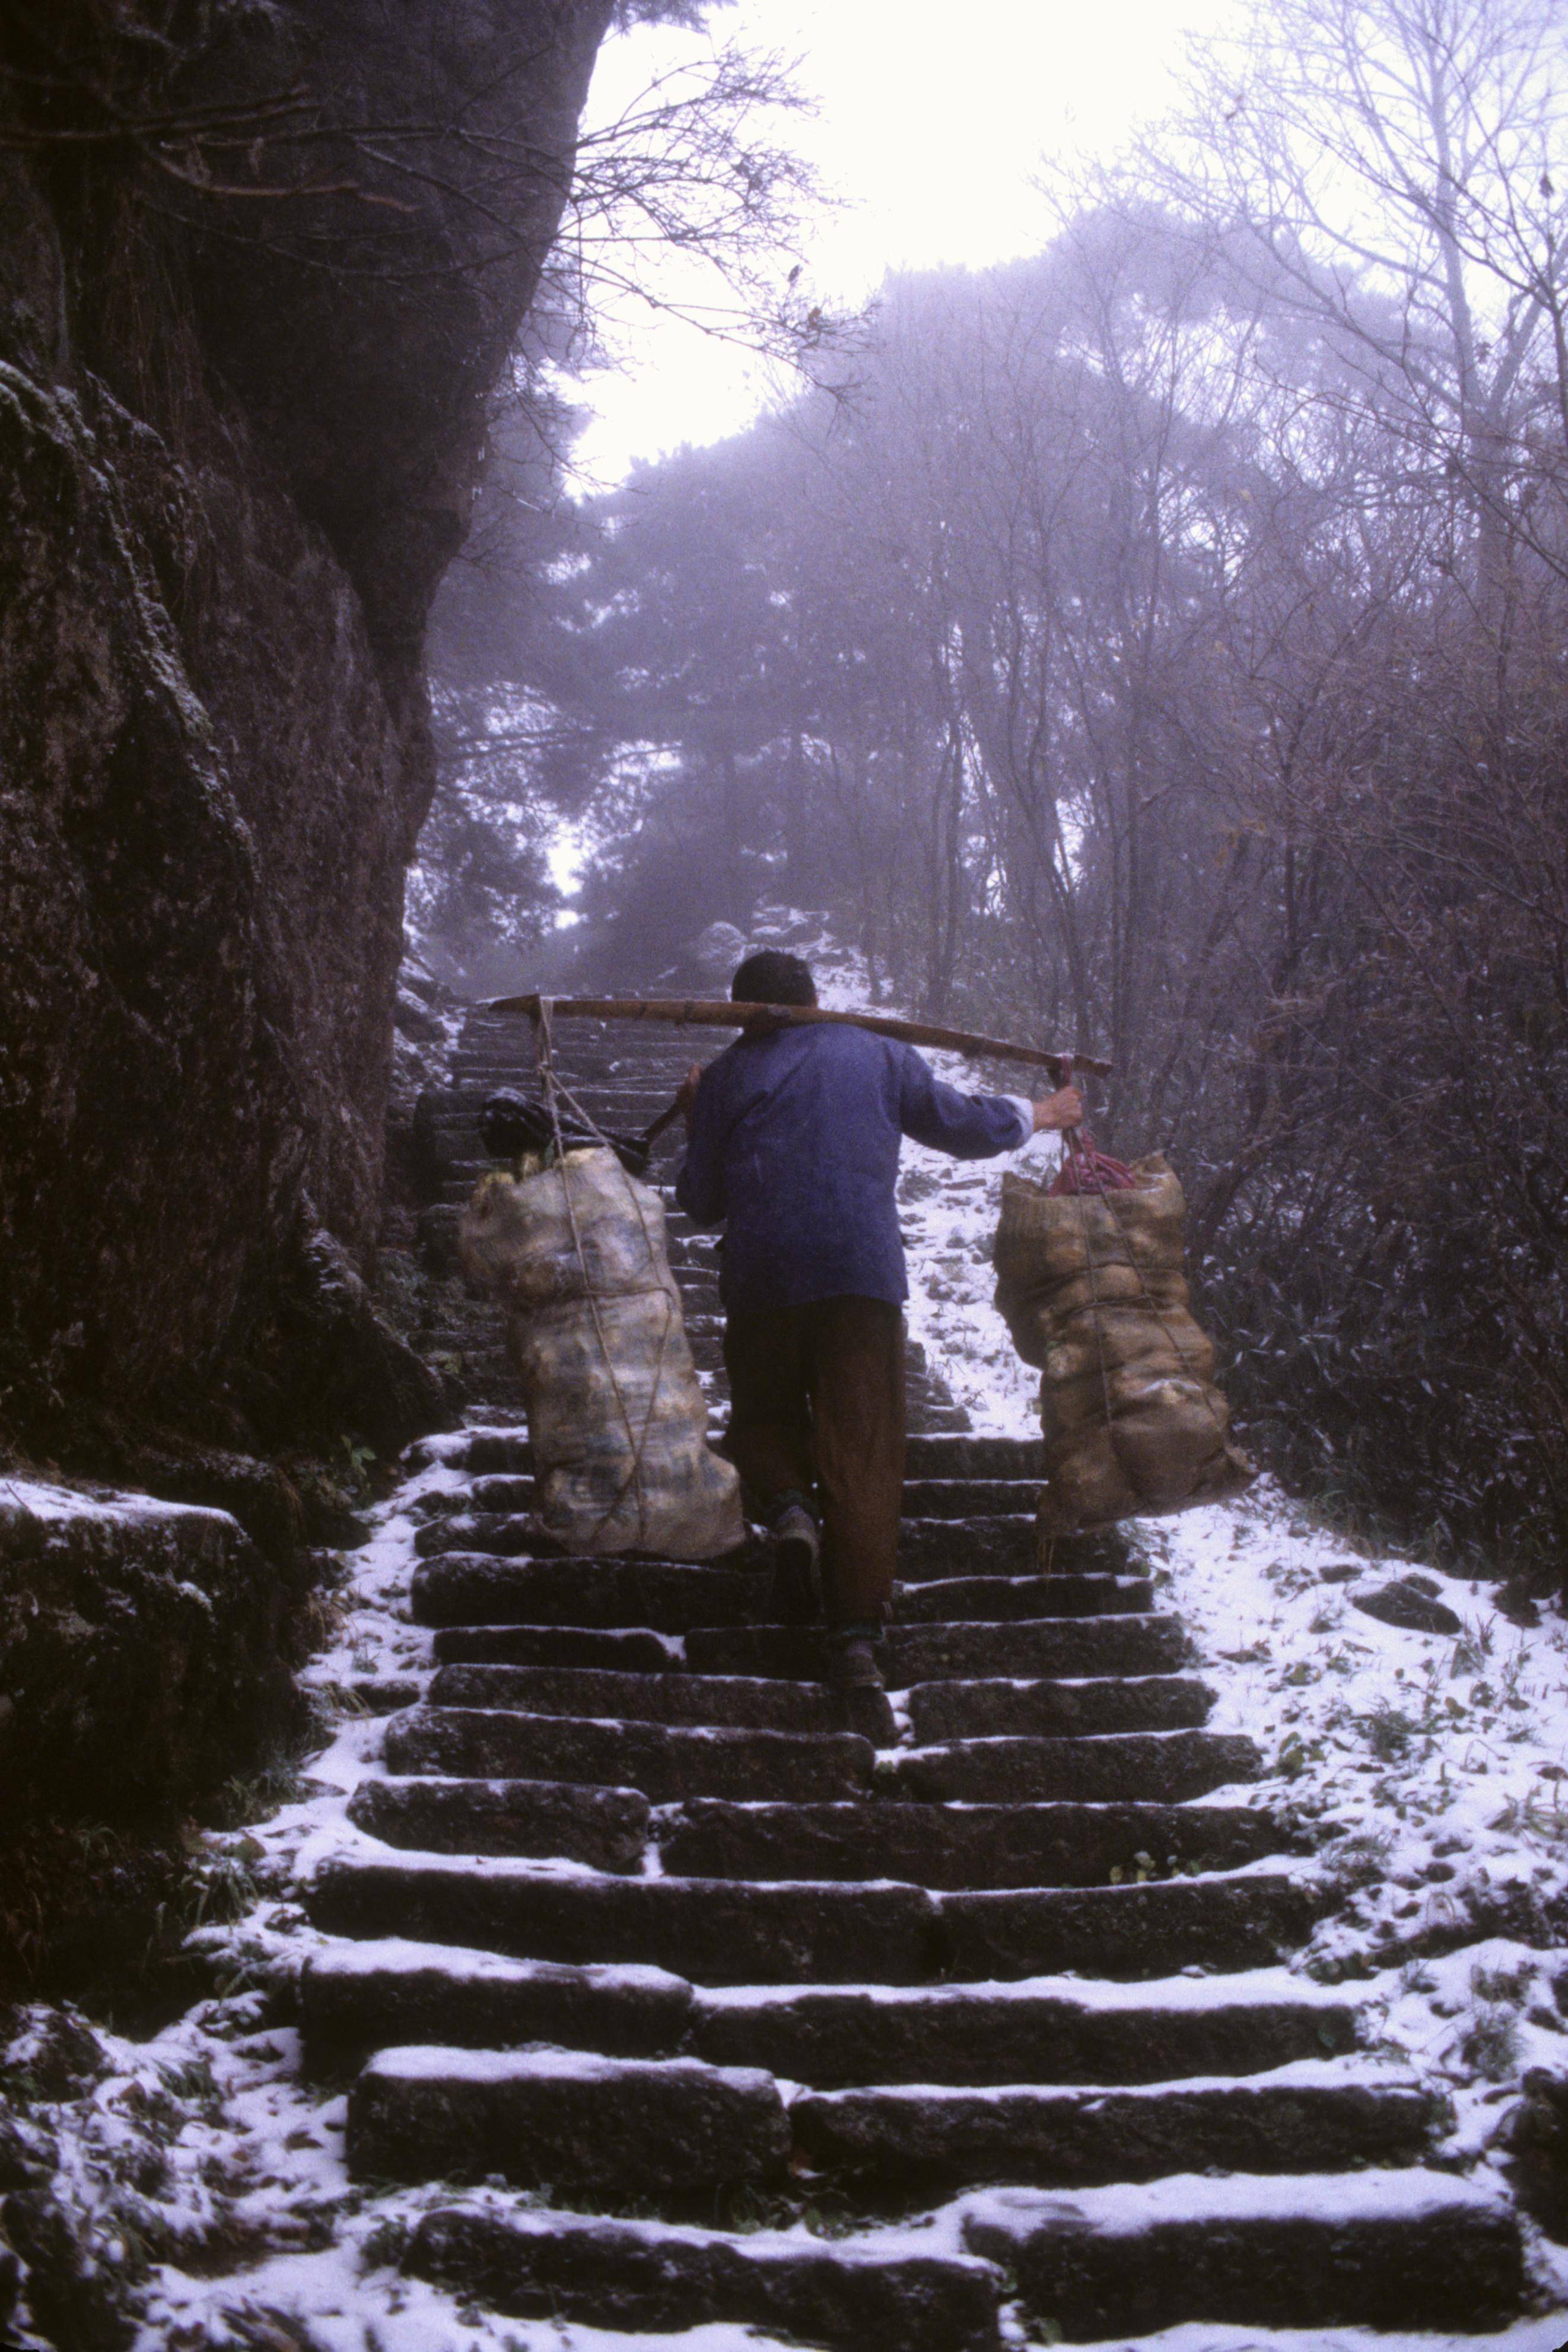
[{"xmin": 723, "ymin": 1296, "xmax": 905, "ymax": 1622}]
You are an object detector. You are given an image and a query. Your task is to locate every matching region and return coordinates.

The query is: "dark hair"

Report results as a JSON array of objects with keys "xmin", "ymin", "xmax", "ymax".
[{"xmin": 731, "ymin": 949, "xmax": 817, "ymax": 1007}]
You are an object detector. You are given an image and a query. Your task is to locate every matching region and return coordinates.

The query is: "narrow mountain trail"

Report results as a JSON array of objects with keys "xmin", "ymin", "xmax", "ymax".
[{"xmin": 33, "ymin": 1002, "xmax": 1568, "ymax": 2351}]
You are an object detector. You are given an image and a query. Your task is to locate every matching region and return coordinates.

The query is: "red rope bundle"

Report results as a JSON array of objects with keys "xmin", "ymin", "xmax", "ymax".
[{"xmin": 1049, "ymin": 1130, "xmax": 1143, "ymax": 1196}]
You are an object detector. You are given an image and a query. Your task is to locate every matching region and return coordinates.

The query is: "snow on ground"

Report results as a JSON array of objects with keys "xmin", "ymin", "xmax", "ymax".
[
  {"xmin": 1141, "ymin": 1484, "xmax": 1568, "ymax": 2296},
  {"xmin": 897, "ymin": 1098, "xmax": 1059, "ymax": 1440},
  {"xmin": 0, "ymin": 1474, "xmax": 236, "ymax": 1529}
]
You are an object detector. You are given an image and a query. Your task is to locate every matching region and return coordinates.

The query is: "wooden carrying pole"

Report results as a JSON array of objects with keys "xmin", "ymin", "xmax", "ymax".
[{"xmin": 486, "ymin": 993, "xmax": 1111, "ymax": 1082}]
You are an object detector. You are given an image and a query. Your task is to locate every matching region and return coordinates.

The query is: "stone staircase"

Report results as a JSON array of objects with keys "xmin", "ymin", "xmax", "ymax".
[{"xmin": 306, "ymin": 1003, "xmax": 1528, "ymax": 2346}]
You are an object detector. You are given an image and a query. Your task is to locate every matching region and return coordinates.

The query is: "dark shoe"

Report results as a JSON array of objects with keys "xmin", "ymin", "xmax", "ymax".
[
  {"xmin": 768, "ymin": 1500, "xmax": 822, "ymax": 1623},
  {"xmin": 825, "ymin": 1636, "xmax": 884, "ymax": 1692}
]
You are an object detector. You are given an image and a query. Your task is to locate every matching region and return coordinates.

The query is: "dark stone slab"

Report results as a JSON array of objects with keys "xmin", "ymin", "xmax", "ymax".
[
  {"xmin": 344, "ymin": 1675, "xmax": 427, "ymax": 1717},
  {"xmin": 347, "ymin": 1773, "xmax": 649, "ymax": 1870},
  {"xmin": 414, "ymin": 1515, "xmax": 540, "ymax": 1560},
  {"xmin": 349, "ymin": 2048, "xmax": 788, "ymax": 2192},
  {"xmin": 882, "ymin": 1729, "xmax": 1261, "ymax": 1806},
  {"xmin": 962, "ymin": 2175, "xmax": 1525, "ymax": 2335},
  {"xmin": 463, "ymin": 1475, "xmax": 537, "ymax": 1513},
  {"xmin": 898, "ymin": 1518, "xmax": 1035, "ymax": 1578},
  {"xmin": 690, "ymin": 1979, "xmax": 1360, "ymax": 2090},
  {"xmin": 899, "ymin": 1480, "xmax": 1041, "ymax": 1520},
  {"xmin": 383, "ymin": 1705, "xmax": 874, "ymax": 1802},
  {"xmin": 308, "ymin": 1855, "xmax": 942, "ymax": 1984},
  {"xmin": 427, "ymin": 1661, "xmax": 850, "ymax": 1734},
  {"xmin": 687, "ymin": 1614, "xmax": 1191, "ymax": 1685},
  {"xmin": 905, "ymin": 1674, "xmax": 1213, "ymax": 1743},
  {"xmin": 1350, "ymin": 1579, "xmax": 1464, "ymax": 1636},
  {"xmin": 939, "ymin": 1873, "xmax": 1322, "ymax": 1982},
  {"xmin": 904, "ymin": 1435, "xmax": 1049, "ymax": 1480},
  {"xmin": 894, "ymin": 1573, "xmax": 1153, "ymax": 1620},
  {"xmin": 432, "ymin": 1625, "xmax": 678, "ymax": 1673},
  {"xmin": 301, "ymin": 1943, "xmax": 692, "ymax": 2067},
  {"xmin": 462, "ymin": 1433, "xmax": 533, "ymax": 1474},
  {"xmin": 654, "ymin": 1798, "xmax": 1293, "ymax": 1890},
  {"xmin": 793, "ymin": 2065, "xmax": 1436, "ymax": 2189},
  {"xmin": 405, "ymin": 2204, "xmax": 1004, "ymax": 2352},
  {"xmin": 411, "ymin": 1555, "xmax": 763, "ymax": 1632}
]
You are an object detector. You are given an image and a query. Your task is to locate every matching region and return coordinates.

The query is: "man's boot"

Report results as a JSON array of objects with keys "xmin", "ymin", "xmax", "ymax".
[
  {"xmin": 824, "ymin": 1622, "xmax": 885, "ymax": 1691},
  {"xmin": 766, "ymin": 1493, "xmax": 822, "ymax": 1623}
]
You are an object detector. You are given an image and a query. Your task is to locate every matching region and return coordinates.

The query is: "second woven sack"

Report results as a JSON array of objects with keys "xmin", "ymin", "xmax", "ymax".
[
  {"xmin": 460, "ymin": 1147, "xmax": 745, "ymax": 1559},
  {"xmin": 993, "ymin": 1155, "xmax": 1254, "ymax": 1537}
]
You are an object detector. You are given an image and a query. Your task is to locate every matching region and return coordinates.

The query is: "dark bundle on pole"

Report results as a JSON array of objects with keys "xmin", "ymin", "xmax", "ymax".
[{"xmin": 486, "ymin": 994, "xmax": 1111, "ymax": 1083}]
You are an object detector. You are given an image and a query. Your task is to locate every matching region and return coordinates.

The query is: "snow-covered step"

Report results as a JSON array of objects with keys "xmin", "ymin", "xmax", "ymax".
[
  {"xmin": 426, "ymin": 1660, "xmax": 862, "ymax": 1733},
  {"xmin": 899, "ymin": 1477, "xmax": 1042, "ymax": 1518},
  {"xmin": 383, "ymin": 1702, "xmax": 876, "ymax": 1801},
  {"xmin": 410, "ymin": 1552, "xmax": 764, "ymax": 1631},
  {"xmin": 957, "ymin": 2167, "xmax": 1526, "ymax": 2335},
  {"xmin": 306, "ymin": 1852, "xmax": 1318, "ymax": 1985},
  {"xmin": 898, "ymin": 1515, "xmax": 1037, "ymax": 1575},
  {"xmin": 425, "ymin": 1084, "xmax": 676, "ymax": 1114},
  {"xmin": 307, "ymin": 1851, "xmax": 942, "ymax": 1984},
  {"xmin": 904, "ymin": 1432, "xmax": 1050, "ymax": 1477},
  {"xmin": 689, "ymin": 1969, "xmax": 1361, "ymax": 2087},
  {"xmin": 895, "ymin": 1569, "xmax": 1152, "ymax": 1615},
  {"xmin": 939, "ymin": 1868, "xmax": 1319, "ymax": 1981},
  {"xmin": 415, "ymin": 1514, "xmax": 1057, "ymax": 1590},
  {"xmin": 880, "ymin": 1726, "xmax": 1261, "ymax": 1804},
  {"xmin": 441, "ymin": 1063, "xmax": 698, "ymax": 1085},
  {"xmin": 346, "ymin": 2045, "xmax": 789, "ymax": 2192},
  {"xmin": 790, "ymin": 2057, "xmax": 1437, "ymax": 2191},
  {"xmin": 345, "ymin": 1778, "xmax": 1296, "ymax": 1882},
  {"xmin": 438, "ymin": 1168, "xmax": 491, "ymax": 1200},
  {"xmin": 457, "ymin": 1473, "xmax": 537, "ymax": 1512},
  {"xmin": 431, "ymin": 1622, "xmax": 680, "ymax": 1673},
  {"xmin": 305, "ymin": 1948, "xmax": 1361, "ymax": 2090},
  {"xmin": 650, "ymin": 1796, "xmax": 1292, "ymax": 1889},
  {"xmin": 402, "ymin": 2198, "xmax": 1006, "ymax": 2352},
  {"xmin": 411, "ymin": 1514, "xmax": 540, "ymax": 1561},
  {"xmin": 347, "ymin": 1773, "xmax": 650, "ymax": 1869},
  {"xmin": 905, "ymin": 1671, "xmax": 1213, "ymax": 1741},
  {"xmin": 687, "ymin": 1612, "xmax": 1192, "ymax": 1683},
  {"xmin": 301, "ymin": 1938, "xmax": 692, "ymax": 2067},
  {"xmin": 413, "ymin": 1426, "xmax": 532, "ymax": 1474}
]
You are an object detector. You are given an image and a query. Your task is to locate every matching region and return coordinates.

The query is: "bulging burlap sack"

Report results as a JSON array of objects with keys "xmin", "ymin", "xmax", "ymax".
[
  {"xmin": 459, "ymin": 1148, "xmax": 745, "ymax": 1559},
  {"xmin": 994, "ymin": 1154, "xmax": 1254, "ymax": 1536}
]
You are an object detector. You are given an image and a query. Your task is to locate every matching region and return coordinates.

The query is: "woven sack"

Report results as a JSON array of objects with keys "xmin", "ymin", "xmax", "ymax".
[
  {"xmin": 994, "ymin": 1153, "xmax": 1254, "ymax": 1536},
  {"xmin": 459, "ymin": 1148, "xmax": 745, "ymax": 1558}
]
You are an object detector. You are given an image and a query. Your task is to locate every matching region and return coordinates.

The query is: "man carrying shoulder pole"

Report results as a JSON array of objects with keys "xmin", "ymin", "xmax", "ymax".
[{"xmin": 675, "ymin": 949, "xmax": 1084, "ymax": 1690}]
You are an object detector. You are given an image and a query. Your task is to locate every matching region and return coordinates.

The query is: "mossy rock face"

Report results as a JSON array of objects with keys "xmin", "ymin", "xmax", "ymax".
[{"xmin": 0, "ymin": 0, "xmax": 609, "ymax": 1460}]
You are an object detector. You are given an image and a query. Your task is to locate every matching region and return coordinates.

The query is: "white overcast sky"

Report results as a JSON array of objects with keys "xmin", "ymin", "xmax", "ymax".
[{"xmin": 573, "ymin": 0, "xmax": 1236, "ymax": 482}]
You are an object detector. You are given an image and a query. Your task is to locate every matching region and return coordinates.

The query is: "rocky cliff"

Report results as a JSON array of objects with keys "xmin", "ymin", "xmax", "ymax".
[{"xmin": 0, "ymin": 0, "xmax": 613, "ymax": 1468}]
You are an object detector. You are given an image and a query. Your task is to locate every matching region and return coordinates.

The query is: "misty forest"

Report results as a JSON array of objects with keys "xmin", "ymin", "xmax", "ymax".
[{"xmin": 7, "ymin": 2, "xmax": 1568, "ymax": 2347}]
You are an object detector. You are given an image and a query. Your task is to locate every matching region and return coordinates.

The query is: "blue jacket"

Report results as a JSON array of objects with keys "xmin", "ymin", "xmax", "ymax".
[{"xmin": 674, "ymin": 1022, "xmax": 1030, "ymax": 1311}]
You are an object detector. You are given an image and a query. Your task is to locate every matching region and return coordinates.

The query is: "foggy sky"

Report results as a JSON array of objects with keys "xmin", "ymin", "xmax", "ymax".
[{"xmin": 575, "ymin": 0, "xmax": 1235, "ymax": 482}]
